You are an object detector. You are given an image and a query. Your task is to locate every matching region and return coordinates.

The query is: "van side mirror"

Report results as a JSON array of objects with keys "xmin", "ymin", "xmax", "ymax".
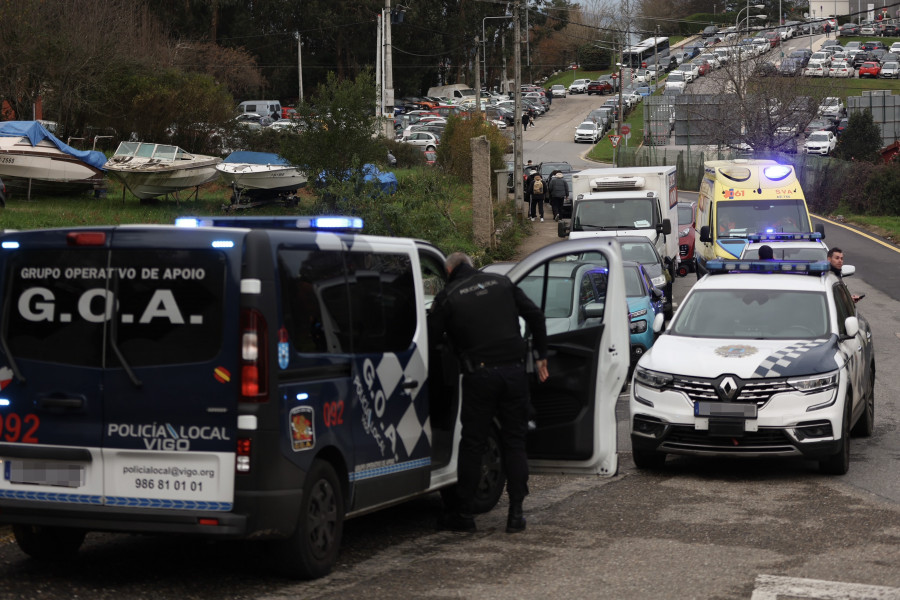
[
  {"xmin": 583, "ymin": 302, "xmax": 605, "ymax": 320},
  {"xmin": 844, "ymin": 316, "xmax": 859, "ymax": 338},
  {"xmin": 815, "ymin": 223, "xmax": 825, "ymax": 235},
  {"xmin": 700, "ymin": 225, "xmax": 712, "ymax": 243},
  {"xmin": 658, "ymin": 219, "xmax": 672, "ymax": 235},
  {"xmin": 841, "ymin": 264, "xmax": 855, "ymax": 277}
]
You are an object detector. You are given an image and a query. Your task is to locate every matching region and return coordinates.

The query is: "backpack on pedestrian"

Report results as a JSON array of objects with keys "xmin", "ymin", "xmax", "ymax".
[{"xmin": 532, "ymin": 177, "xmax": 544, "ymax": 195}]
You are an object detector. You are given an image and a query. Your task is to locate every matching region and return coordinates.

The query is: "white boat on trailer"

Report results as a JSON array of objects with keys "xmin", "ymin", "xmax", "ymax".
[
  {"xmin": 216, "ymin": 151, "xmax": 307, "ymax": 204},
  {"xmin": 104, "ymin": 141, "xmax": 222, "ymax": 200},
  {"xmin": 0, "ymin": 121, "xmax": 107, "ymax": 198}
]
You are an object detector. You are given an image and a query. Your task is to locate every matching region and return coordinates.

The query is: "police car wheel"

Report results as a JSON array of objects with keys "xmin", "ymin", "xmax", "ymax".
[
  {"xmin": 850, "ymin": 365, "xmax": 876, "ymax": 438},
  {"xmin": 632, "ymin": 448, "xmax": 666, "ymax": 470},
  {"xmin": 272, "ymin": 459, "xmax": 344, "ymax": 579},
  {"xmin": 13, "ymin": 525, "xmax": 85, "ymax": 560},
  {"xmin": 819, "ymin": 399, "xmax": 851, "ymax": 475}
]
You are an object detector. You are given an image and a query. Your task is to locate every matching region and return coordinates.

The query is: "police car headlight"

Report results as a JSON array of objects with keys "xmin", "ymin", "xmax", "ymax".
[
  {"xmin": 634, "ymin": 366, "xmax": 673, "ymax": 389},
  {"xmin": 788, "ymin": 370, "xmax": 839, "ymax": 393},
  {"xmin": 651, "ymin": 275, "xmax": 666, "ymax": 287},
  {"xmin": 630, "ymin": 320, "xmax": 648, "ymax": 334}
]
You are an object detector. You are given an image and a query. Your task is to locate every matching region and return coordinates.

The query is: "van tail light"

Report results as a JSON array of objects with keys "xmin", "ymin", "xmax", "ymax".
[
  {"xmin": 236, "ymin": 437, "xmax": 251, "ymax": 473},
  {"xmin": 240, "ymin": 309, "xmax": 268, "ymax": 401}
]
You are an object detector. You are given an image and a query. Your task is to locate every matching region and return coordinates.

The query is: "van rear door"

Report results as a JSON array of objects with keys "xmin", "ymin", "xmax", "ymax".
[
  {"xmin": 506, "ymin": 239, "xmax": 629, "ymax": 476},
  {"xmin": 0, "ymin": 227, "xmax": 240, "ymax": 513}
]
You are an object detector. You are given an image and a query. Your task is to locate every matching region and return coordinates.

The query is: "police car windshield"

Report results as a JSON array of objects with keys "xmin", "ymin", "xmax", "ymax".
[
  {"xmin": 716, "ymin": 199, "xmax": 811, "ymax": 237},
  {"xmin": 573, "ymin": 198, "xmax": 657, "ymax": 231},
  {"xmin": 670, "ymin": 289, "xmax": 829, "ymax": 339}
]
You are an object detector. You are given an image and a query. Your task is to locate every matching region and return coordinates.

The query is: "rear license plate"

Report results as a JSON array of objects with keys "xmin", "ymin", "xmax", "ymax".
[
  {"xmin": 694, "ymin": 401, "xmax": 757, "ymax": 418},
  {"xmin": 4, "ymin": 460, "xmax": 85, "ymax": 488}
]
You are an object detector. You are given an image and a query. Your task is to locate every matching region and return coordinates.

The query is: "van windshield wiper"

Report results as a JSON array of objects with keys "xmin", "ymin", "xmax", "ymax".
[
  {"xmin": 106, "ymin": 254, "xmax": 142, "ymax": 388},
  {"xmin": 0, "ymin": 283, "xmax": 25, "ymax": 384}
]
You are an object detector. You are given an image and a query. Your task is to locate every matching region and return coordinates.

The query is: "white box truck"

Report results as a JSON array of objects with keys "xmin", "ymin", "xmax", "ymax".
[{"xmin": 558, "ymin": 166, "xmax": 679, "ymax": 314}]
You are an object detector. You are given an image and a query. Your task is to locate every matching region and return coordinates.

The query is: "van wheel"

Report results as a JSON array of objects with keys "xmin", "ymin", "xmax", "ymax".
[
  {"xmin": 14, "ymin": 525, "xmax": 85, "ymax": 560},
  {"xmin": 440, "ymin": 426, "xmax": 506, "ymax": 514},
  {"xmin": 272, "ymin": 459, "xmax": 344, "ymax": 580}
]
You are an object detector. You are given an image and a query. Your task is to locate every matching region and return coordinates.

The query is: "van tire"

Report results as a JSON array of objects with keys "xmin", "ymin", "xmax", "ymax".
[
  {"xmin": 272, "ymin": 459, "xmax": 344, "ymax": 580},
  {"xmin": 13, "ymin": 525, "xmax": 85, "ymax": 560},
  {"xmin": 440, "ymin": 426, "xmax": 506, "ymax": 514}
]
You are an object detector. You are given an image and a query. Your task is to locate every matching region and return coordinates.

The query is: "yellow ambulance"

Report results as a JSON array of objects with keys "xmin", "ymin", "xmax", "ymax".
[{"xmin": 694, "ymin": 159, "xmax": 822, "ymax": 275}]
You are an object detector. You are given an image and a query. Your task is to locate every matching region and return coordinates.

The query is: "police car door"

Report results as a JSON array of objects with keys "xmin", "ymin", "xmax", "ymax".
[{"xmin": 506, "ymin": 239, "xmax": 629, "ymax": 476}]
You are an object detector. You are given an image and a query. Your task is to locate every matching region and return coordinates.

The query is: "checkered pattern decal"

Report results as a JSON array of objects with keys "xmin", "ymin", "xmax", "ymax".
[{"xmin": 752, "ymin": 338, "xmax": 833, "ymax": 378}]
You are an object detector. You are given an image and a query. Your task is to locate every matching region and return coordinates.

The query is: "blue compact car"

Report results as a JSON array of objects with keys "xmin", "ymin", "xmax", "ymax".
[{"xmin": 624, "ymin": 261, "xmax": 665, "ymax": 365}]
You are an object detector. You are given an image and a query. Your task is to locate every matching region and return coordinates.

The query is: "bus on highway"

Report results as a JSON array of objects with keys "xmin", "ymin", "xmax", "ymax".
[
  {"xmin": 694, "ymin": 159, "xmax": 823, "ymax": 275},
  {"xmin": 623, "ymin": 37, "xmax": 670, "ymax": 68}
]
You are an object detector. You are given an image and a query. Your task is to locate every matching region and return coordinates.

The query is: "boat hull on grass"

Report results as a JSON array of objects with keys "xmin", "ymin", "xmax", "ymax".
[
  {"xmin": 216, "ymin": 151, "xmax": 307, "ymax": 199},
  {"xmin": 104, "ymin": 141, "xmax": 222, "ymax": 200},
  {"xmin": 0, "ymin": 121, "xmax": 106, "ymax": 197}
]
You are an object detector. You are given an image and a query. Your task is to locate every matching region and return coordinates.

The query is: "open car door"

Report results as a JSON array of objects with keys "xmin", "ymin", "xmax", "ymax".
[{"xmin": 506, "ymin": 239, "xmax": 629, "ymax": 476}]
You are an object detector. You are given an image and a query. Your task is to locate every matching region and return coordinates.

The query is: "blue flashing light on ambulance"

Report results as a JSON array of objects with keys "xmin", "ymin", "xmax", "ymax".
[
  {"xmin": 0, "ymin": 216, "xmax": 630, "ymax": 579},
  {"xmin": 694, "ymin": 159, "xmax": 823, "ymax": 275}
]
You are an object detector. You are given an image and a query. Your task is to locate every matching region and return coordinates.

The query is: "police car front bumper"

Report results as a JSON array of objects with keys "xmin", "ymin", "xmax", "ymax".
[{"xmin": 629, "ymin": 381, "xmax": 846, "ymax": 460}]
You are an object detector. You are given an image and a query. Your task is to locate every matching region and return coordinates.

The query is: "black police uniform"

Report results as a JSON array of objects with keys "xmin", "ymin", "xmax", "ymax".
[{"xmin": 428, "ymin": 262, "xmax": 548, "ymax": 531}]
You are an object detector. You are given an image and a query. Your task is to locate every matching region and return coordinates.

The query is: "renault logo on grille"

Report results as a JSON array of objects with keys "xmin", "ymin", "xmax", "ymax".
[{"xmin": 719, "ymin": 376, "xmax": 739, "ymax": 400}]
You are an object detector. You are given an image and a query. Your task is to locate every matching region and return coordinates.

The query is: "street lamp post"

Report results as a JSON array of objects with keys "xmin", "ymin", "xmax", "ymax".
[{"xmin": 735, "ymin": 4, "xmax": 767, "ymax": 148}]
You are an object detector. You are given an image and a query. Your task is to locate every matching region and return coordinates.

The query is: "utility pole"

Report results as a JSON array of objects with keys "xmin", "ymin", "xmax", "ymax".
[
  {"xmin": 383, "ymin": 0, "xmax": 395, "ymax": 120},
  {"xmin": 513, "ymin": 1, "xmax": 524, "ymax": 212},
  {"xmin": 297, "ymin": 33, "xmax": 304, "ymax": 102},
  {"xmin": 475, "ymin": 36, "xmax": 482, "ymax": 116}
]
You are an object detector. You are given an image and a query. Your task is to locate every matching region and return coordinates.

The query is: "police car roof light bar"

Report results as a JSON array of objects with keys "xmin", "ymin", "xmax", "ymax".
[
  {"xmin": 706, "ymin": 260, "xmax": 830, "ymax": 275},
  {"xmin": 175, "ymin": 216, "xmax": 364, "ymax": 231},
  {"xmin": 747, "ymin": 232, "xmax": 824, "ymax": 242}
]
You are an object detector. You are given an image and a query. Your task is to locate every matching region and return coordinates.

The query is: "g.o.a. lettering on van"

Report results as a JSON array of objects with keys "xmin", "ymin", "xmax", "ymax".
[{"xmin": 15, "ymin": 266, "xmax": 207, "ymax": 325}]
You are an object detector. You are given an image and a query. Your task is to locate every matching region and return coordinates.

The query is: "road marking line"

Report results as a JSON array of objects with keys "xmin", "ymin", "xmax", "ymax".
[
  {"xmin": 751, "ymin": 574, "xmax": 900, "ymax": 599},
  {"xmin": 812, "ymin": 214, "xmax": 900, "ymax": 254}
]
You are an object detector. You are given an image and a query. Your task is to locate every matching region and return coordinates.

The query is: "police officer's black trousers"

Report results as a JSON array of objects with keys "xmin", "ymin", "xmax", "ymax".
[{"xmin": 455, "ymin": 364, "xmax": 530, "ymax": 512}]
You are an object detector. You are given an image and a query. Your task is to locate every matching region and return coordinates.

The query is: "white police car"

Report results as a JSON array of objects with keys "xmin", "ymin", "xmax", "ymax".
[
  {"xmin": 630, "ymin": 260, "xmax": 875, "ymax": 475},
  {"xmin": 739, "ymin": 232, "xmax": 829, "ymax": 261}
]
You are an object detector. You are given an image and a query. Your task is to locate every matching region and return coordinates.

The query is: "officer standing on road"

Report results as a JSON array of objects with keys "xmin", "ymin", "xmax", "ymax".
[
  {"xmin": 428, "ymin": 252, "xmax": 549, "ymax": 534},
  {"xmin": 828, "ymin": 247, "xmax": 862, "ymax": 303}
]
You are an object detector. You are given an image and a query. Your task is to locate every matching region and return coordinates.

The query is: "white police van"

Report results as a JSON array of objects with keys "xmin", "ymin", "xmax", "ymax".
[
  {"xmin": 0, "ymin": 217, "xmax": 629, "ymax": 578},
  {"xmin": 630, "ymin": 259, "xmax": 875, "ymax": 475}
]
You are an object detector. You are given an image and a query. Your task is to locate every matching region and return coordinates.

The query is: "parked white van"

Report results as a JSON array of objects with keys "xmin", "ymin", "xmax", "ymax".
[{"xmin": 237, "ymin": 100, "xmax": 282, "ymax": 120}]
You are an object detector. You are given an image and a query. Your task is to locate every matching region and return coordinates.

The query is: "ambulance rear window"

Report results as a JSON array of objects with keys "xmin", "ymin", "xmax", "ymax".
[{"xmin": 4, "ymin": 249, "xmax": 226, "ymax": 367}]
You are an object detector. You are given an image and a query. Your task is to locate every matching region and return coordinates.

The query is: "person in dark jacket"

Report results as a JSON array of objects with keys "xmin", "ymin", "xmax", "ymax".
[
  {"xmin": 528, "ymin": 174, "xmax": 545, "ymax": 221},
  {"xmin": 547, "ymin": 170, "xmax": 569, "ymax": 221},
  {"xmin": 428, "ymin": 252, "xmax": 549, "ymax": 534},
  {"xmin": 522, "ymin": 112, "xmax": 532, "ymax": 130}
]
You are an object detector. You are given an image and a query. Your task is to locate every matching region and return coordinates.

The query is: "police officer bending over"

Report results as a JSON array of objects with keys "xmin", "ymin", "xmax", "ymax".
[{"xmin": 428, "ymin": 252, "xmax": 549, "ymax": 533}]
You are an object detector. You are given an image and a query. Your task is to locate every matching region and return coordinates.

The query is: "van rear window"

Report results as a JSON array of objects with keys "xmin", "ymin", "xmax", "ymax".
[{"xmin": 4, "ymin": 249, "xmax": 226, "ymax": 367}]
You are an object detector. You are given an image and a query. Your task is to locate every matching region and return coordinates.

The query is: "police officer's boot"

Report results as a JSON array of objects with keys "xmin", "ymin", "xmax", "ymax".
[{"xmin": 506, "ymin": 499, "xmax": 526, "ymax": 533}]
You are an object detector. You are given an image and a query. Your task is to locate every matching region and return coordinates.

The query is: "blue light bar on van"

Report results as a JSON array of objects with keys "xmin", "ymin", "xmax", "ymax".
[
  {"xmin": 748, "ymin": 232, "xmax": 824, "ymax": 242},
  {"xmin": 175, "ymin": 216, "xmax": 364, "ymax": 231},
  {"xmin": 1, "ymin": 241, "xmax": 19, "ymax": 249},
  {"xmin": 707, "ymin": 260, "xmax": 830, "ymax": 274},
  {"xmin": 763, "ymin": 165, "xmax": 792, "ymax": 181}
]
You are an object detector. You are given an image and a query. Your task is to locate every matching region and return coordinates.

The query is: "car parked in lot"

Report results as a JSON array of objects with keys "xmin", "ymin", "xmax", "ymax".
[
  {"xmin": 805, "ymin": 130, "xmax": 837, "ymax": 155},
  {"xmin": 805, "ymin": 117, "xmax": 838, "ymax": 136},
  {"xmin": 818, "ymin": 96, "xmax": 845, "ymax": 119},
  {"xmin": 630, "ymin": 259, "xmax": 875, "ymax": 475},
  {"xmin": 779, "ymin": 58, "xmax": 804, "ymax": 76},
  {"xmin": 568, "ymin": 78, "xmax": 590, "ymax": 94},
  {"xmin": 665, "ymin": 71, "xmax": 687, "ymax": 93},
  {"xmin": 828, "ymin": 60, "xmax": 854, "ymax": 77},
  {"xmin": 550, "ymin": 84, "xmax": 567, "ymax": 98},
  {"xmin": 883, "ymin": 24, "xmax": 900, "ymax": 36},
  {"xmin": 401, "ymin": 130, "xmax": 440, "ymax": 151},
  {"xmin": 587, "ymin": 79, "xmax": 614, "ymax": 95},
  {"xmin": 754, "ymin": 61, "xmax": 778, "ymax": 76},
  {"xmin": 691, "ymin": 58, "xmax": 711, "ymax": 76},
  {"xmin": 859, "ymin": 60, "xmax": 882, "ymax": 77},
  {"xmin": 574, "ymin": 120, "xmax": 602, "ymax": 143},
  {"xmin": 880, "ymin": 61, "xmax": 900, "ymax": 78},
  {"xmin": 860, "ymin": 24, "xmax": 878, "ymax": 36},
  {"xmin": 676, "ymin": 63, "xmax": 698, "ymax": 82},
  {"xmin": 839, "ymin": 22, "xmax": 860, "ymax": 36},
  {"xmin": 860, "ymin": 40, "xmax": 885, "ymax": 51}
]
